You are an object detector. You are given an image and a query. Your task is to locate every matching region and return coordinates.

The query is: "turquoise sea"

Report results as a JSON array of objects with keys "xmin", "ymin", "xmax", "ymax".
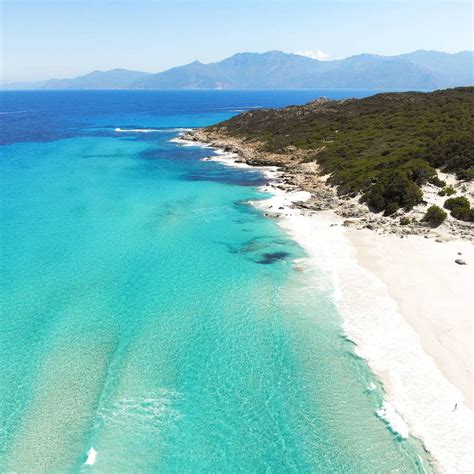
[{"xmin": 1, "ymin": 90, "xmax": 430, "ymax": 472}]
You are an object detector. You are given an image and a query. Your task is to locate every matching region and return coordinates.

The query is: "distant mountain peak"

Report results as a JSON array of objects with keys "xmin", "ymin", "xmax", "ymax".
[{"xmin": 3, "ymin": 50, "xmax": 473, "ymax": 90}]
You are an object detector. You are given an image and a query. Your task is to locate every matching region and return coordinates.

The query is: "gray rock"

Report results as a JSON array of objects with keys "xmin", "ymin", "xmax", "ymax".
[{"xmin": 455, "ymin": 259, "xmax": 467, "ymax": 265}]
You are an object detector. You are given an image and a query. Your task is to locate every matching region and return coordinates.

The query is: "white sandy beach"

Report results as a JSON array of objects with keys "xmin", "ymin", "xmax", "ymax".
[
  {"xmin": 182, "ymin": 137, "xmax": 474, "ymax": 472},
  {"xmin": 275, "ymin": 202, "xmax": 474, "ymax": 474},
  {"xmin": 347, "ymin": 229, "xmax": 473, "ymax": 409}
]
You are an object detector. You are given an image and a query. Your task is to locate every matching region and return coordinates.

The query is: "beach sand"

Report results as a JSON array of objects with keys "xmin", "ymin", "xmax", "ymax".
[
  {"xmin": 254, "ymin": 188, "xmax": 473, "ymax": 473},
  {"xmin": 347, "ymin": 230, "xmax": 473, "ymax": 409}
]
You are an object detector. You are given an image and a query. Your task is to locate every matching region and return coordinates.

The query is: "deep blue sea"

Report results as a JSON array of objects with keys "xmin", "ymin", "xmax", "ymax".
[{"xmin": 0, "ymin": 90, "xmax": 430, "ymax": 472}]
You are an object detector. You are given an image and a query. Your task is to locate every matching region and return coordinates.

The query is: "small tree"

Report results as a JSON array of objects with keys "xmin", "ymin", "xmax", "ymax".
[
  {"xmin": 423, "ymin": 205, "xmax": 447, "ymax": 227},
  {"xmin": 444, "ymin": 197, "xmax": 473, "ymax": 221}
]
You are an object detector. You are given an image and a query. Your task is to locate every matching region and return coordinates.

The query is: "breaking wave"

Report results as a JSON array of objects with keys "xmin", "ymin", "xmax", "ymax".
[{"xmin": 115, "ymin": 127, "xmax": 191, "ymax": 133}]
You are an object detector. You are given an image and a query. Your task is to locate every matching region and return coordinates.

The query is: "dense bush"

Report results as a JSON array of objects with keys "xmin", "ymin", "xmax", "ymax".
[
  {"xmin": 444, "ymin": 197, "xmax": 474, "ymax": 221},
  {"xmin": 399, "ymin": 216, "xmax": 411, "ymax": 225},
  {"xmin": 423, "ymin": 136, "xmax": 474, "ymax": 179},
  {"xmin": 361, "ymin": 170, "xmax": 423, "ymax": 215},
  {"xmin": 403, "ymin": 159, "xmax": 436, "ymax": 185},
  {"xmin": 456, "ymin": 168, "xmax": 474, "ymax": 181},
  {"xmin": 422, "ymin": 205, "xmax": 447, "ymax": 227}
]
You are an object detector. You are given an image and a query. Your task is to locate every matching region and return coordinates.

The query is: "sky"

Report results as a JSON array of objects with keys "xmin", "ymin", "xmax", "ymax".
[{"xmin": 1, "ymin": 0, "xmax": 473, "ymax": 83}]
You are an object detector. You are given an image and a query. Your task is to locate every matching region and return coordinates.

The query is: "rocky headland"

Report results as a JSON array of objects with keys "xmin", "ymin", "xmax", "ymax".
[{"xmin": 183, "ymin": 126, "xmax": 474, "ymax": 243}]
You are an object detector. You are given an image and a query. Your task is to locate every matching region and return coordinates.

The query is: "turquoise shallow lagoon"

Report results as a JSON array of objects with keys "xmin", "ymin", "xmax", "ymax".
[{"xmin": 1, "ymin": 91, "xmax": 430, "ymax": 472}]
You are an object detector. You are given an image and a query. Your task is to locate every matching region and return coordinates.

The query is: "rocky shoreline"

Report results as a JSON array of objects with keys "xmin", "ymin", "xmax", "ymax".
[{"xmin": 183, "ymin": 128, "xmax": 474, "ymax": 243}]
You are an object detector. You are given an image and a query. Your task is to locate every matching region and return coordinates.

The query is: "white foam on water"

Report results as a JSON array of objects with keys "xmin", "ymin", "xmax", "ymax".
[
  {"xmin": 115, "ymin": 127, "xmax": 191, "ymax": 133},
  {"xmin": 170, "ymin": 136, "xmax": 213, "ymax": 147},
  {"xmin": 367, "ymin": 382, "xmax": 377, "ymax": 391},
  {"xmin": 172, "ymin": 135, "xmax": 278, "ymax": 178},
  {"xmin": 376, "ymin": 402, "xmax": 409, "ymax": 439},
  {"xmin": 84, "ymin": 447, "xmax": 97, "ymax": 466},
  {"xmin": 0, "ymin": 110, "xmax": 32, "ymax": 115},
  {"xmin": 203, "ymin": 153, "xmax": 278, "ymax": 178}
]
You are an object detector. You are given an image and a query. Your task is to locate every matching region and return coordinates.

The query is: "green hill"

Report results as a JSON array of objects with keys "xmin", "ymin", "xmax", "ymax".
[{"xmin": 209, "ymin": 87, "xmax": 474, "ymax": 215}]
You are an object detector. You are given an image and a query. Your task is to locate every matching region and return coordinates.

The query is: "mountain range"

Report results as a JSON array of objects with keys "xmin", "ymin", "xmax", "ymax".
[{"xmin": 4, "ymin": 50, "xmax": 473, "ymax": 90}]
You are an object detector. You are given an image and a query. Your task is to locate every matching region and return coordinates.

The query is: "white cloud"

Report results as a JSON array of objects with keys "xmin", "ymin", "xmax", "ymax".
[{"xmin": 295, "ymin": 50, "xmax": 330, "ymax": 61}]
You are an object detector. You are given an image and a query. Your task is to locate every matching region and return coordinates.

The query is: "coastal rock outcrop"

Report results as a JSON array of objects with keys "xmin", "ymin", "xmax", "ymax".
[{"xmin": 183, "ymin": 89, "xmax": 474, "ymax": 243}]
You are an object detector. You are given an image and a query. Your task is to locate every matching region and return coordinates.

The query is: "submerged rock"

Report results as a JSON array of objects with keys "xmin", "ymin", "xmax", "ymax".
[{"xmin": 257, "ymin": 251, "xmax": 290, "ymax": 264}]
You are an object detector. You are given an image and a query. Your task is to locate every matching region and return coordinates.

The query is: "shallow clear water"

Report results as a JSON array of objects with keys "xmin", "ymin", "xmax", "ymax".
[{"xmin": 0, "ymin": 91, "xmax": 430, "ymax": 472}]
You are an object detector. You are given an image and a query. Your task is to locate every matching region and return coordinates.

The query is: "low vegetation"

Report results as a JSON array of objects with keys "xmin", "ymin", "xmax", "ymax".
[
  {"xmin": 422, "ymin": 205, "xmax": 447, "ymax": 227},
  {"xmin": 444, "ymin": 197, "xmax": 474, "ymax": 222},
  {"xmin": 438, "ymin": 185, "xmax": 457, "ymax": 197},
  {"xmin": 429, "ymin": 176, "xmax": 446, "ymax": 188},
  {"xmin": 213, "ymin": 88, "xmax": 474, "ymax": 215}
]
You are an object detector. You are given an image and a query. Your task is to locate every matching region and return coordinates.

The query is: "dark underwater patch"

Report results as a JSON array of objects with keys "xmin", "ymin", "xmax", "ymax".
[
  {"xmin": 256, "ymin": 251, "xmax": 290, "ymax": 265},
  {"xmin": 185, "ymin": 168, "xmax": 268, "ymax": 187},
  {"xmin": 216, "ymin": 237, "xmax": 295, "ymax": 269}
]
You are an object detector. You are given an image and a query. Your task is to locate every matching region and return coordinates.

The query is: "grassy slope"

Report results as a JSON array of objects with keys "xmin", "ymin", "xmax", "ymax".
[{"xmin": 210, "ymin": 87, "xmax": 474, "ymax": 215}]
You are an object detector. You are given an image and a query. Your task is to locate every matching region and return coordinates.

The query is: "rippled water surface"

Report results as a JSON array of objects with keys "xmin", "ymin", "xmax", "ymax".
[{"xmin": 0, "ymin": 91, "xmax": 430, "ymax": 472}]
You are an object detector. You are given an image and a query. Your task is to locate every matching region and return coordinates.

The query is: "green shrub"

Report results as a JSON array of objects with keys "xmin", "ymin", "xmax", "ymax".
[
  {"xmin": 452, "ymin": 206, "xmax": 471, "ymax": 221},
  {"xmin": 444, "ymin": 196, "xmax": 469, "ymax": 210},
  {"xmin": 385, "ymin": 203, "xmax": 400, "ymax": 216},
  {"xmin": 399, "ymin": 216, "xmax": 410, "ymax": 225},
  {"xmin": 403, "ymin": 159, "xmax": 436, "ymax": 185},
  {"xmin": 444, "ymin": 196, "xmax": 473, "ymax": 221},
  {"xmin": 422, "ymin": 205, "xmax": 447, "ymax": 227},
  {"xmin": 438, "ymin": 185, "xmax": 456, "ymax": 197},
  {"xmin": 457, "ymin": 168, "xmax": 474, "ymax": 181},
  {"xmin": 362, "ymin": 170, "xmax": 423, "ymax": 215},
  {"xmin": 429, "ymin": 176, "xmax": 446, "ymax": 188}
]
